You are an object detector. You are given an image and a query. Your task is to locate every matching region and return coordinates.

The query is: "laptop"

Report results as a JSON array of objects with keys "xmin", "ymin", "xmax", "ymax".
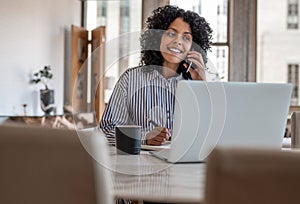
[{"xmin": 150, "ymin": 81, "xmax": 293, "ymax": 163}]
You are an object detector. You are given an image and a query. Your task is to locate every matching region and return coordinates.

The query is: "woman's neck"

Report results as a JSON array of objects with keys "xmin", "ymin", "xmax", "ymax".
[{"xmin": 162, "ymin": 62, "xmax": 179, "ymax": 78}]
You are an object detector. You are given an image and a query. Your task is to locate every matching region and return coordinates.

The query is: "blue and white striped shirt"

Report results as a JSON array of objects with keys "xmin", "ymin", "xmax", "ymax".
[{"xmin": 100, "ymin": 66, "xmax": 184, "ymax": 145}]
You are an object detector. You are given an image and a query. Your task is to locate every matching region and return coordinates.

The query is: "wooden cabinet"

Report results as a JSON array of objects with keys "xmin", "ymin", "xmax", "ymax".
[
  {"xmin": 91, "ymin": 26, "xmax": 106, "ymax": 122},
  {"xmin": 70, "ymin": 25, "xmax": 89, "ymax": 113},
  {"xmin": 70, "ymin": 25, "xmax": 106, "ymax": 122}
]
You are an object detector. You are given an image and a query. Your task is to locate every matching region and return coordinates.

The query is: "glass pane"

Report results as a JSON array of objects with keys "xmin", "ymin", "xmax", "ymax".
[
  {"xmin": 86, "ymin": 0, "xmax": 142, "ymax": 68},
  {"xmin": 207, "ymin": 46, "xmax": 228, "ymax": 81},
  {"xmin": 85, "ymin": 0, "xmax": 142, "ymax": 103},
  {"xmin": 257, "ymin": 0, "xmax": 300, "ymax": 105},
  {"xmin": 170, "ymin": 0, "xmax": 228, "ymax": 43}
]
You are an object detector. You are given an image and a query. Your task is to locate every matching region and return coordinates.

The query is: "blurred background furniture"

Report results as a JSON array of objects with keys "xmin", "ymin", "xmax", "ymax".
[
  {"xmin": 1, "ymin": 115, "xmax": 74, "ymax": 128},
  {"xmin": 291, "ymin": 111, "xmax": 300, "ymax": 148},
  {"xmin": 0, "ymin": 106, "xmax": 98, "ymax": 129},
  {"xmin": 0, "ymin": 125, "xmax": 113, "ymax": 204},
  {"xmin": 205, "ymin": 148, "xmax": 300, "ymax": 204},
  {"xmin": 70, "ymin": 25, "xmax": 106, "ymax": 122}
]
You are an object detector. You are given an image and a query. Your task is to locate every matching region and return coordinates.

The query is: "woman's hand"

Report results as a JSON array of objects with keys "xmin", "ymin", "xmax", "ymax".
[
  {"xmin": 185, "ymin": 50, "xmax": 206, "ymax": 80},
  {"xmin": 146, "ymin": 127, "xmax": 171, "ymax": 146}
]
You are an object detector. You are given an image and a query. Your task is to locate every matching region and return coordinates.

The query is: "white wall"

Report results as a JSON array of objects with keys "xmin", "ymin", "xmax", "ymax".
[
  {"xmin": 257, "ymin": 0, "xmax": 300, "ymax": 83},
  {"xmin": 0, "ymin": 0, "xmax": 80, "ymax": 116}
]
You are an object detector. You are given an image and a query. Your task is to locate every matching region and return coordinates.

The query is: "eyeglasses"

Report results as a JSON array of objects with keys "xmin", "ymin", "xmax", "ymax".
[{"xmin": 163, "ymin": 30, "xmax": 193, "ymax": 43}]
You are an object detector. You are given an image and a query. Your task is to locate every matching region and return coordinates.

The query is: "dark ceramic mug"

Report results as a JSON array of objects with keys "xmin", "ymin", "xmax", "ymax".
[{"xmin": 115, "ymin": 125, "xmax": 142, "ymax": 155}]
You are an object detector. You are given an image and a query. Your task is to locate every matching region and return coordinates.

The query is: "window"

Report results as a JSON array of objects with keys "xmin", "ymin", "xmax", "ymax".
[
  {"xmin": 287, "ymin": 0, "xmax": 299, "ymax": 29},
  {"xmin": 257, "ymin": 0, "xmax": 300, "ymax": 106},
  {"xmin": 84, "ymin": 0, "xmax": 229, "ymax": 99},
  {"xmin": 170, "ymin": 0, "xmax": 229, "ymax": 81},
  {"xmin": 288, "ymin": 64, "xmax": 299, "ymax": 105},
  {"xmin": 84, "ymin": 0, "xmax": 142, "ymax": 102}
]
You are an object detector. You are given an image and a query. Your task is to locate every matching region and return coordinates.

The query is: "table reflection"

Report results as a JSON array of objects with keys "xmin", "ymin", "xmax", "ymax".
[{"xmin": 109, "ymin": 147, "xmax": 206, "ymax": 203}]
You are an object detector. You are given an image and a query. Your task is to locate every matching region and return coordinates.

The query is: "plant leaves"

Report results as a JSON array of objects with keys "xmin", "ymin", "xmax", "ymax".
[{"xmin": 31, "ymin": 65, "xmax": 53, "ymax": 87}]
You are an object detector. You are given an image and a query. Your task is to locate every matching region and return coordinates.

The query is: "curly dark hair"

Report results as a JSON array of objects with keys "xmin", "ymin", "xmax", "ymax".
[{"xmin": 140, "ymin": 5, "xmax": 213, "ymax": 79}]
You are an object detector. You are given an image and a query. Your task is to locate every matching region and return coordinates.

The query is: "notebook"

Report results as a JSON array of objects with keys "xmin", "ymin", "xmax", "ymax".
[{"xmin": 150, "ymin": 81, "xmax": 292, "ymax": 163}]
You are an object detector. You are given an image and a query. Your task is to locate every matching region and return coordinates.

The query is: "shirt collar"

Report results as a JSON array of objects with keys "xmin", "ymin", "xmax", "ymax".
[{"xmin": 145, "ymin": 69, "xmax": 184, "ymax": 82}]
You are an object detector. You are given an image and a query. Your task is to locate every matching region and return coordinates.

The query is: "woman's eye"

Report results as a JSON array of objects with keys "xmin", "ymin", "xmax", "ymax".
[
  {"xmin": 166, "ymin": 31, "xmax": 176, "ymax": 37},
  {"xmin": 183, "ymin": 35, "xmax": 192, "ymax": 42}
]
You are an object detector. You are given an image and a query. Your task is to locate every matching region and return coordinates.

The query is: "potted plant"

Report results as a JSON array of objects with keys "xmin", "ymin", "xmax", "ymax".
[{"xmin": 31, "ymin": 65, "xmax": 55, "ymax": 115}]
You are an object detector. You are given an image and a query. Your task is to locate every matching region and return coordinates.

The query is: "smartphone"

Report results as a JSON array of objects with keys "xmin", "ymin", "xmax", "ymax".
[
  {"xmin": 185, "ymin": 57, "xmax": 193, "ymax": 73},
  {"xmin": 184, "ymin": 47, "xmax": 195, "ymax": 73},
  {"xmin": 182, "ymin": 47, "xmax": 206, "ymax": 79}
]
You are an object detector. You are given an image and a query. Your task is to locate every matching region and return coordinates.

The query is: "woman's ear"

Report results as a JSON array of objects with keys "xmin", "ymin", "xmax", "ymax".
[
  {"xmin": 198, "ymin": 47, "xmax": 207, "ymax": 64},
  {"xmin": 192, "ymin": 43, "xmax": 207, "ymax": 64}
]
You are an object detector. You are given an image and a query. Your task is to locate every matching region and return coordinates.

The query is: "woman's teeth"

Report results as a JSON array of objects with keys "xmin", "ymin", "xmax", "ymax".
[{"xmin": 168, "ymin": 48, "xmax": 182, "ymax": 54}]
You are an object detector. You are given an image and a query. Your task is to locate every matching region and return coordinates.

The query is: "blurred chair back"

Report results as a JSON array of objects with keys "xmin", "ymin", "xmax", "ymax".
[
  {"xmin": 205, "ymin": 148, "xmax": 300, "ymax": 204},
  {"xmin": 0, "ymin": 124, "xmax": 113, "ymax": 204}
]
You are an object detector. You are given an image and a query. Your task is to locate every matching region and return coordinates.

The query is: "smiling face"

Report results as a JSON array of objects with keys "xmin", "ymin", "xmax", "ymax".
[{"xmin": 160, "ymin": 17, "xmax": 193, "ymax": 71}]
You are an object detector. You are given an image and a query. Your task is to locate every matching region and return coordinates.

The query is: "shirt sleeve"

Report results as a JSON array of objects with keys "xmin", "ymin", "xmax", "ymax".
[{"xmin": 99, "ymin": 74, "xmax": 129, "ymax": 145}]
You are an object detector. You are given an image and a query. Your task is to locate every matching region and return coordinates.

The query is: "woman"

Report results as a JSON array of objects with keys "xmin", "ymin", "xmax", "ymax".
[{"xmin": 100, "ymin": 5, "xmax": 213, "ymax": 146}]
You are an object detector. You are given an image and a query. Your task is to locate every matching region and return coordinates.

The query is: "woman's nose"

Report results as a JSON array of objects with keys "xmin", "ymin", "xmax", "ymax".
[{"xmin": 173, "ymin": 35, "xmax": 182, "ymax": 45}]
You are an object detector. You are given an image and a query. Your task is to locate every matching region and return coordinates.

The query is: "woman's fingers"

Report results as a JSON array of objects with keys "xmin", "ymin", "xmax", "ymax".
[
  {"xmin": 146, "ymin": 127, "xmax": 171, "ymax": 145},
  {"xmin": 186, "ymin": 51, "xmax": 206, "ymax": 80}
]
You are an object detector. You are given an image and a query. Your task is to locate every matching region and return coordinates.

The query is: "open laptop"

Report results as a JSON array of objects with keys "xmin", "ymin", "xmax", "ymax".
[{"xmin": 150, "ymin": 81, "xmax": 292, "ymax": 163}]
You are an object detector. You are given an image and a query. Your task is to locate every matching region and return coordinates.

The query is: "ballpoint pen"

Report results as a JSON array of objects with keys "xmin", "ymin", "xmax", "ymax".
[
  {"xmin": 147, "ymin": 118, "xmax": 159, "ymax": 127},
  {"xmin": 147, "ymin": 117, "xmax": 172, "ymax": 141}
]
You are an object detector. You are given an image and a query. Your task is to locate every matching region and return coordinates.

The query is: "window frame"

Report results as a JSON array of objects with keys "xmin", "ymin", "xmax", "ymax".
[
  {"xmin": 287, "ymin": 0, "xmax": 299, "ymax": 29},
  {"xmin": 256, "ymin": 0, "xmax": 300, "ymax": 111}
]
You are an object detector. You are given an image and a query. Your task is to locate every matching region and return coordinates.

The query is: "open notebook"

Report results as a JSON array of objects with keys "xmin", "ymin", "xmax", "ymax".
[
  {"xmin": 141, "ymin": 141, "xmax": 171, "ymax": 151},
  {"xmin": 150, "ymin": 81, "xmax": 292, "ymax": 163}
]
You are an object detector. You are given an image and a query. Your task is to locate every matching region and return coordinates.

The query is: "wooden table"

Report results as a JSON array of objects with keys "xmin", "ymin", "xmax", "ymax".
[{"xmin": 109, "ymin": 148, "xmax": 206, "ymax": 203}]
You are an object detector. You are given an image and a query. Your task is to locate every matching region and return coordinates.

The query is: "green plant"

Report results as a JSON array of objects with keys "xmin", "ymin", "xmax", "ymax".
[{"xmin": 31, "ymin": 65, "xmax": 53, "ymax": 90}]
